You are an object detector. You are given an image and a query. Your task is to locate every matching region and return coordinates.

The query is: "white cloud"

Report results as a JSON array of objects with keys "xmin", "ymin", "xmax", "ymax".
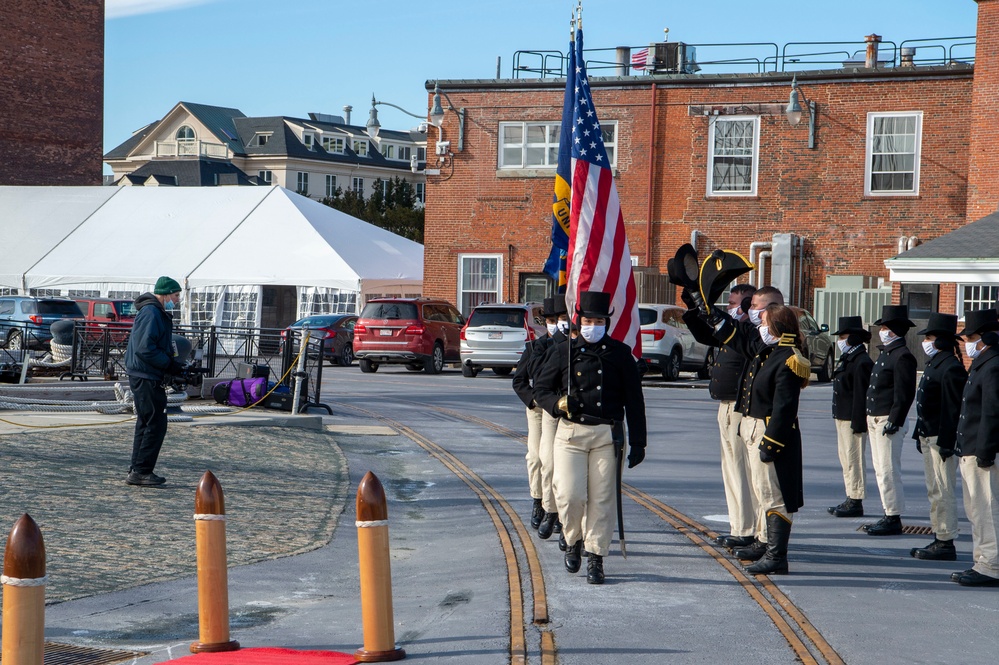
[{"xmin": 105, "ymin": 0, "xmax": 219, "ymax": 19}]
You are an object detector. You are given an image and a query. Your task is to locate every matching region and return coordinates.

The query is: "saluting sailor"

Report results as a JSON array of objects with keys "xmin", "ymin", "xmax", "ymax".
[{"xmin": 534, "ymin": 291, "xmax": 647, "ymax": 585}]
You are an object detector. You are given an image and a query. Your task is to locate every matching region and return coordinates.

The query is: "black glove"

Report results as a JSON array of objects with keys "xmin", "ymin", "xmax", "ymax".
[
  {"xmin": 167, "ymin": 360, "xmax": 185, "ymax": 376},
  {"xmin": 759, "ymin": 448, "xmax": 776, "ymax": 464},
  {"xmin": 938, "ymin": 446, "xmax": 955, "ymax": 461},
  {"xmin": 708, "ymin": 305, "xmax": 726, "ymax": 327},
  {"xmin": 882, "ymin": 422, "xmax": 899, "ymax": 436},
  {"xmin": 977, "ymin": 456, "xmax": 995, "ymax": 469},
  {"xmin": 627, "ymin": 447, "xmax": 645, "ymax": 468}
]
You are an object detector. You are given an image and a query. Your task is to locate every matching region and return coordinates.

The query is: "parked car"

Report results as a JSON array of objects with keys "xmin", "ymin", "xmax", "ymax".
[
  {"xmin": 281, "ymin": 314, "xmax": 357, "ymax": 366},
  {"xmin": 0, "ymin": 297, "xmax": 85, "ymax": 350},
  {"xmin": 73, "ymin": 297, "xmax": 136, "ymax": 323},
  {"xmin": 792, "ymin": 307, "xmax": 834, "ymax": 382},
  {"xmin": 638, "ymin": 304, "xmax": 713, "ymax": 380},
  {"xmin": 353, "ymin": 298, "xmax": 465, "ymax": 374},
  {"xmin": 459, "ymin": 302, "xmax": 545, "ymax": 377}
]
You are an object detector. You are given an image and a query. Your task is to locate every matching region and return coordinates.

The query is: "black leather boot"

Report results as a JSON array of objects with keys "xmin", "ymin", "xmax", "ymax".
[
  {"xmin": 864, "ymin": 514, "xmax": 902, "ymax": 536},
  {"xmin": 717, "ymin": 534, "xmax": 756, "ymax": 549},
  {"xmin": 746, "ymin": 512, "xmax": 791, "ymax": 575},
  {"xmin": 827, "ymin": 498, "xmax": 864, "ymax": 517},
  {"xmin": 586, "ymin": 554, "xmax": 605, "ymax": 584},
  {"xmin": 530, "ymin": 499, "xmax": 544, "ymax": 529},
  {"xmin": 537, "ymin": 512, "xmax": 557, "ymax": 539},
  {"xmin": 733, "ymin": 539, "xmax": 767, "ymax": 561},
  {"xmin": 911, "ymin": 538, "xmax": 957, "ymax": 561},
  {"xmin": 558, "ymin": 531, "xmax": 567, "ymax": 551},
  {"xmin": 564, "ymin": 540, "xmax": 582, "ymax": 573},
  {"xmin": 552, "ymin": 518, "xmax": 562, "ymax": 534}
]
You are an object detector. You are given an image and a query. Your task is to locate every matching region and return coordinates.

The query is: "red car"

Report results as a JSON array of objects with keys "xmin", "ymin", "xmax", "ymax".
[{"xmin": 353, "ymin": 298, "xmax": 465, "ymax": 374}]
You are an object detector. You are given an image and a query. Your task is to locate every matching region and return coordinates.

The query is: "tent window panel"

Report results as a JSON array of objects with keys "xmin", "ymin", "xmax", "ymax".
[
  {"xmin": 221, "ymin": 291, "xmax": 258, "ymax": 329},
  {"xmin": 107, "ymin": 290, "xmax": 140, "ymax": 300},
  {"xmin": 0, "ymin": 288, "xmax": 18, "ymax": 296},
  {"xmin": 190, "ymin": 290, "xmax": 220, "ymax": 328},
  {"xmin": 68, "ymin": 289, "xmax": 100, "ymax": 297},
  {"xmin": 29, "ymin": 289, "xmax": 61, "ymax": 297},
  {"xmin": 298, "ymin": 287, "xmax": 359, "ymax": 318}
]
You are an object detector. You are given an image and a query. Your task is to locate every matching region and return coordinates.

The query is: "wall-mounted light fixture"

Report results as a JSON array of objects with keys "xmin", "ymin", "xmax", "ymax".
[
  {"xmin": 428, "ymin": 82, "xmax": 465, "ymax": 153},
  {"xmin": 785, "ymin": 75, "xmax": 817, "ymax": 149}
]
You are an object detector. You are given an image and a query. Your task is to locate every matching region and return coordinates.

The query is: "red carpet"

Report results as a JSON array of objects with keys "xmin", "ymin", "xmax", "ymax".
[{"xmin": 169, "ymin": 647, "xmax": 357, "ymax": 664}]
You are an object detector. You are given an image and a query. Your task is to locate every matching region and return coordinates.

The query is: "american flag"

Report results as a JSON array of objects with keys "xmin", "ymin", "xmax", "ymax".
[
  {"xmin": 564, "ymin": 27, "xmax": 641, "ymax": 358},
  {"xmin": 631, "ymin": 47, "xmax": 649, "ymax": 70}
]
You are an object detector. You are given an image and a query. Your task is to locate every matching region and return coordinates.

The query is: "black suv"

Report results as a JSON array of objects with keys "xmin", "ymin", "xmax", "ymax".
[{"xmin": 0, "ymin": 297, "xmax": 85, "ymax": 349}]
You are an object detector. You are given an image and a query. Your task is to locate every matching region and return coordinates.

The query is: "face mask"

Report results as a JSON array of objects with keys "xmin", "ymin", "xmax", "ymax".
[
  {"xmin": 837, "ymin": 339, "xmax": 851, "ymax": 355},
  {"xmin": 921, "ymin": 340, "xmax": 939, "ymax": 358},
  {"xmin": 546, "ymin": 323, "xmax": 558, "ymax": 336},
  {"xmin": 165, "ymin": 300, "xmax": 176, "ymax": 311},
  {"xmin": 758, "ymin": 325, "xmax": 778, "ymax": 346},
  {"xmin": 579, "ymin": 324, "xmax": 605, "ymax": 344},
  {"xmin": 727, "ymin": 306, "xmax": 741, "ymax": 319},
  {"xmin": 748, "ymin": 308, "xmax": 763, "ymax": 327},
  {"xmin": 557, "ymin": 320, "xmax": 570, "ymax": 334},
  {"xmin": 879, "ymin": 329, "xmax": 895, "ymax": 345},
  {"xmin": 967, "ymin": 341, "xmax": 983, "ymax": 359}
]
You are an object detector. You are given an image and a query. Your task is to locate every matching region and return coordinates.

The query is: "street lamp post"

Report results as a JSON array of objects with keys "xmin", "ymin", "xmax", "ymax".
[{"xmin": 785, "ymin": 75, "xmax": 817, "ymax": 149}]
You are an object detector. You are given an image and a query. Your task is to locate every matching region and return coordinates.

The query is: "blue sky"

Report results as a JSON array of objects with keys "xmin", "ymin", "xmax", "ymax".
[{"xmin": 104, "ymin": 0, "xmax": 979, "ymax": 171}]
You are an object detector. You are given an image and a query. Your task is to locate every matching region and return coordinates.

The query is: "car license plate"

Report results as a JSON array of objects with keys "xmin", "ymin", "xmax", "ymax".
[
  {"xmin": 379, "ymin": 329, "xmax": 393, "ymax": 336},
  {"xmin": 488, "ymin": 332, "xmax": 503, "ymax": 340}
]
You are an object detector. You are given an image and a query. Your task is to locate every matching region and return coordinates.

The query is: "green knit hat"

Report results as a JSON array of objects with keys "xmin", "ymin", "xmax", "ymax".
[{"xmin": 153, "ymin": 276, "xmax": 181, "ymax": 295}]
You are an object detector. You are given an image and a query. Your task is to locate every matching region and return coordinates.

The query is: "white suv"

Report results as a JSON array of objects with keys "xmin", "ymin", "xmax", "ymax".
[
  {"xmin": 459, "ymin": 303, "xmax": 546, "ymax": 377},
  {"xmin": 638, "ymin": 304, "xmax": 713, "ymax": 380}
]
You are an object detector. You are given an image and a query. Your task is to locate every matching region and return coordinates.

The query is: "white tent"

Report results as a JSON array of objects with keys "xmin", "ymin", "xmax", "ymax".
[{"xmin": 0, "ymin": 186, "xmax": 423, "ymax": 328}]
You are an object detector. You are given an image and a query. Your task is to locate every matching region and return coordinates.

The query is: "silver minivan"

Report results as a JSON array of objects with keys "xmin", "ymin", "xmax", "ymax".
[{"xmin": 459, "ymin": 303, "xmax": 546, "ymax": 377}]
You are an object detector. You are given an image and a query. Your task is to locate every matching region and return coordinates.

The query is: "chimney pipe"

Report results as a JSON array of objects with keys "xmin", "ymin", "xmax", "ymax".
[
  {"xmin": 865, "ymin": 33, "xmax": 882, "ymax": 69},
  {"xmin": 900, "ymin": 47, "xmax": 916, "ymax": 67},
  {"xmin": 342, "ymin": 105, "xmax": 352, "ymax": 125},
  {"xmin": 615, "ymin": 47, "xmax": 631, "ymax": 77}
]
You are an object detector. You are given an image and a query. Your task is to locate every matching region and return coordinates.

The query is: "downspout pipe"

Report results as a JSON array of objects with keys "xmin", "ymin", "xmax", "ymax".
[
  {"xmin": 748, "ymin": 241, "xmax": 772, "ymax": 287},
  {"xmin": 645, "ymin": 84, "xmax": 658, "ymax": 268}
]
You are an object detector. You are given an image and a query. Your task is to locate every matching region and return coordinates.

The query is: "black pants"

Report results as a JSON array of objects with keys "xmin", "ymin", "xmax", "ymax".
[{"xmin": 130, "ymin": 376, "xmax": 168, "ymax": 474}]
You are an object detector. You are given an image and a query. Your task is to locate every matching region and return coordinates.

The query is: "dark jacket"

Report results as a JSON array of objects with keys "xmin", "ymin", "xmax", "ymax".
[
  {"xmin": 913, "ymin": 351, "xmax": 967, "ymax": 451},
  {"xmin": 832, "ymin": 345, "xmax": 874, "ymax": 433},
  {"xmin": 957, "ymin": 346, "xmax": 999, "ymax": 462},
  {"xmin": 865, "ymin": 338, "xmax": 917, "ymax": 423},
  {"xmin": 683, "ymin": 308, "xmax": 748, "ymax": 401},
  {"xmin": 125, "ymin": 293, "xmax": 177, "ymax": 381},
  {"xmin": 512, "ymin": 332, "xmax": 558, "ymax": 408},
  {"xmin": 534, "ymin": 334, "xmax": 647, "ymax": 452}
]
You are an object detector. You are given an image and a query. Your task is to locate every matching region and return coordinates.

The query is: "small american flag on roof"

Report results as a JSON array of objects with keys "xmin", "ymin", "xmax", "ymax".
[{"xmin": 631, "ymin": 48, "xmax": 649, "ymax": 70}]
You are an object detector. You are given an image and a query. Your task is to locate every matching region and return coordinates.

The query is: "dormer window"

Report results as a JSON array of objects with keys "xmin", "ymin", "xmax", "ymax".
[
  {"xmin": 253, "ymin": 132, "xmax": 272, "ymax": 147},
  {"xmin": 322, "ymin": 136, "xmax": 344, "ymax": 154},
  {"xmin": 382, "ymin": 144, "xmax": 395, "ymax": 159},
  {"xmin": 303, "ymin": 133, "xmax": 315, "ymax": 150},
  {"xmin": 352, "ymin": 139, "xmax": 368, "ymax": 156}
]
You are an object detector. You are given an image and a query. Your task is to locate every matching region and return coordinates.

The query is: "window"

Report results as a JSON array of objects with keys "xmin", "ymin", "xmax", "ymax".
[
  {"xmin": 29, "ymin": 289, "xmax": 61, "ymax": 297},
  {"xmin": 415, "ymin": 182, "xmax": 425, "ymax": 202},
  {"xmin": 708, "ymin": 116, "xmax": 759, "ymax": 196},
  {"xmin": 352, "ymin": 177, "xmax": 364, "ymax": 195},
  {"xmin": 189, "ymin": 289, "xmax": 220, "ymax": 328},
  {"xmin": 458, "ymin": 254, "xmax": 502, "ymax": 315},
  {"xmin": 0, "ymin": 289, "xmax": 18, "ymax": 297},
  {"xmin": 959, "ymin": 284, "xmax": 999, "ymax": 316},
  {"xmin": 176, "ymin": 126, "xmax": 195, "ymax": 141},
  {"xmin": 323, "ymin": 136, "xmax": 345, "ymax": 153},
  {"xmin": 67, "ymin": 289, "xmax": 99, "ymax": 297},
  {"xmin": 352, "ymin": 140, "xmax": 368, "ymax": 156},
  {"xmin": 303, "ymin": 133, "xmax": 315, "ymax": 150},
  {"xmin": 602, "ymin": 123, "xmax": 618, "ymax": 166},
  {"xmin": 381, "ymin": 180, "xmax": 389, "ymax": 197},
  {"xmin": 399, "ymin": 146, "xmax": 411, "ymax": 161},
  {"xmin": 297, "ymin": 172, "xmax": 309, "ymax": 195},
  {"xmin": 108, "ymin": 290, "xmax": 139, "ymax": 300},
  {"xmin": 325, "ymin": 174, "xmax": 337, "ymax": 198},
  {"xmin": 499, "ymin": 122, "xmax": 557, "ymax": 168},
  {"xmin": 866, "ymin": 112, "xmax": 922, "ymax": 195},
  {"xmin": 417, "ymin": 147, "xmax": 426, "ymax": 161},
  {"xmin": 253, "ymin": 133, "xmax": 271, "ymax": 147},
  {"xmin": 382, "ymin": 144, "xmax": 395, "ymax": 159},
  {"xmin": 258, "ymin": 170, "xmax": 272, "ymax": 184}
]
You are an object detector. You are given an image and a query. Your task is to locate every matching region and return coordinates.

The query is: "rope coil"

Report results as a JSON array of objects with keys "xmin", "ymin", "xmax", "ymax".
[
  {"xmin": 1, "ymin": 574, "xmax": 47, "ymax": 587},
  {"xmin": 355, "ymin": 519, "xmax": 389, "ymax": 528}
]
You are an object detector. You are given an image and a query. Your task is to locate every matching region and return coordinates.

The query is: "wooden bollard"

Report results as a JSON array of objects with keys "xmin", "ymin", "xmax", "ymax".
[
  {"xmin": 190, "ymin": 471, "xmax": 239, "ymax": 653},
  {"xmin": 354, "ymin": 471, "xmax": 405, "ymax": 662},
  {"xmin": 1, "ymin": 514, "xmax": 46, "ymax": 665}
]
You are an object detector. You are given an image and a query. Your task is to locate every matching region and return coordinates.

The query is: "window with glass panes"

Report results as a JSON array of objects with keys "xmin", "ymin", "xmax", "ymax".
[
  {"xmin": 382, "ymin": 144, "xmax": 395, "ymax": 159},
  {"xmin": 708, "ymin": 116, "xmax": 759, "ymax": 195},
  {"xmin": 458, "ymin": 254, "xmax": 501, "ymax": 314},
  {"xmin": 325, "ymin": 174, "xmax": 337, "ymax": 197},
  {"xmin": 415, "ymin": 182, "xmax": 425, "ymax": 202},
  {"xmin": 352, "ymin": 177, "xmax": 364, "ymax": 195},
  {"xmin": 352, "ymin": 140, "xmax": 368, "ymax": 156},
  {"xmin": 866, "ymin": 112, "xmax": 922, "ymax": 195},
  {"xmin": 416, "ymin": 147, "xmax": 426, "ymax": 161},
  {"xmin": 959, "ymin": 284, "xmax": 999, "ymax": 316},
  {"xmin": 296, "ymin": 172, "xmax": 309, "ymax": 195},
  {"xmin": 399, "ymin": 146, "xmax": 411, "ymax": 161},
  {"xmin": 258, "ymin": 170, "xmax": 272, "ymax": 184},
  {"xmin": 323, "ymin": 136, "xmax": 344, "ymax": 153}
]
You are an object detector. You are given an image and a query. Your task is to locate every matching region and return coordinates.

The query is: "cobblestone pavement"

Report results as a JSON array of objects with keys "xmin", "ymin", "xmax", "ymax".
[{"xmin": 0, "ymin": 424, "xmax": 349, "ymax": 604}]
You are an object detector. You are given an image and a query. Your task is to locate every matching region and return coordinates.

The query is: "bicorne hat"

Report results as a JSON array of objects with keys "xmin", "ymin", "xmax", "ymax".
[
  {"xmin": 874, "ymin": 304, "xmax": 915, "ymax": 329},
  {"xmin": 958, "ymin": 308, "xmax": 999, "ymax": 337},
  {"xmin": 832, "ymin": 315, "xmax": 868, "ymax": 337},
  {"xmin": 917, "ymin": 312, "xmax": 960, "ymax": 338},
  {"xmin": 575, "ymin": 291, "xmax": 614, "ymax": 319}
]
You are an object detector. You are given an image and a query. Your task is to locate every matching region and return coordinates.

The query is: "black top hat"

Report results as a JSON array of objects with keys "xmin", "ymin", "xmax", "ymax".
[
  {"xmin": 958, "ymin": 308, "xmax": 999, "ymax": 336},
  {"xmin": 552, "ymin": 294, "xmax": 568, "ymax": 316},
  {"xmin": 832, "ymin": 315, "xmax": 867, "ymax": 336},
  {"xmin": 874, "ymin": 304, "xmax": 915, "ymax": 328},
  {"xmin": 540, "ymin": 297, "xmax": 557, "ymax": 318},
  {"xmin": 576, "ymin": 291, "xmax": 614, "ymax": 319},
  {"xmin": 917, "ymin": 312, "xmax": 960, "ymax": 337}
]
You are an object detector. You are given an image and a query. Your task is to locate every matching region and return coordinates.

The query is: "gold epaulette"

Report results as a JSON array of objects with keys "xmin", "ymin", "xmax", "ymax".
[{"xmin": 786, "ymin": 348, "xmax": 811, "ymax": 380}]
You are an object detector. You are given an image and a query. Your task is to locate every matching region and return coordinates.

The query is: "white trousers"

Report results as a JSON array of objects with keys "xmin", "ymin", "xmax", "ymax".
[
  {"xmin": 718, "ymin": 401, "xmax": 756, "ymax": 537},
  {"xmin": 867, "ymin": 414, "xmax": 906, "ymax": 516},
  {"xmin": 540, "ymin": 410, "xmax": 559, "ymax": 513},
  {"xmin": 960, "ymin": 456, "xmax": 999, "ymax": 577},
  {"xmin": 525, "ymin": 405, "xmax": 543, "ymax": 500},
  {"xmin": 553, "ymin": 420, "xmax": 616, "ymax": 558},
  {"xmin": 740, "ymin": 416, "xmax": 792, "ymax": 530},
  {"xmin": 834, "ymin": 418, "xmax": 868, "ymax": 500},
  {"xmin": 920, "ymin": 436, "xmax": 959, "ymax": 541}
]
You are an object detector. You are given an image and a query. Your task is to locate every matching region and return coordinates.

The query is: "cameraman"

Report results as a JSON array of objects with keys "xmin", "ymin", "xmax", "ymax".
[{"xmin": 124, "ymin": 276, "xmax": 185, "ymax": 487}]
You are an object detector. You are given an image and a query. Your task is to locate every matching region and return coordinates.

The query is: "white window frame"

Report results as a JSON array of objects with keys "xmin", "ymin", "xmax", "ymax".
[
  {"xmin": 176, "ymin": 125, "xmax": 196, "ymax": 141},
  {"xmin": 325, "ymin": 174, "xmax": 337, "ymax": 198},
  {"xmin": 415, "ymin": 182, "xmax": 425, "ymax": 202},
  {"xmin": 865, "ymin": 111, "xmax": 922, "ymax": 197},
  {"xmin": 457, "ymin": 253, "xmax": 503, "ymax": 315},
  {"xmin": 707, "ymin": 115, "xmax": 760, "ymax": 197},
  {"xmin": 258, "ymin": 170, "xmax": 272, "ymax": 184},
  {"xmin": 296, "ymin": 171, "xmax": 309, "ymax": 195},
  {"xmin": 352, "ymin": 140, "xmax": 368, "ymax": 156},
  {"xmin": 322, "ymin": 136, "xmax": 344, "ymax": 154},
  {"xmin": 352, "ymin": 176, "xmax": 364, "ymax": 195},
  {"xmin": 382, "ymin": 144, "xmax": 395, "ymax": 159},
  {"xmin": 957, "ymin": 284, "xmax": 999, "ymax": 316},
  {"xmin": 253, "ymin": 132, "xmax": 272, "ymax": 147},
  {"xmin": 498, "ymin": 121, "xmax": 618, "ymax": 170},
  {"xmin": 416, "ymin": 147, "xmax": 426, "ymax": 161},
  {"xmin": 303, "ymin": 132, "xmax": 315, "ymax": 150},
  {"xmin": 398, "ymin": 146, "xmax": 412, "ymax": 161}
]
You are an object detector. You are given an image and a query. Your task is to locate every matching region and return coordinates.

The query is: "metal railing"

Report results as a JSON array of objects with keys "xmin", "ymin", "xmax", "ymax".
[{"xmin": 153, "ymin": 140, "xmax": 231, "ymax": 159}]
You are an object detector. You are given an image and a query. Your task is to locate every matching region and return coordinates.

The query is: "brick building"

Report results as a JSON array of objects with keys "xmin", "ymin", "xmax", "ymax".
[
  {"xmin": 0, "ymin": 1, "xmax": 104, "ymax": 185},
  {"xmin": 423, "ymin": 1, "xmax": 997, "ymax": 324}
]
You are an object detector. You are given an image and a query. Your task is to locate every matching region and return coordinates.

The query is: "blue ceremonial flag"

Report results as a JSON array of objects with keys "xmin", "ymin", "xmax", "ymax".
[{"xmin": 543, "ymin": 28, "xmax": 576, "ymax": 286}]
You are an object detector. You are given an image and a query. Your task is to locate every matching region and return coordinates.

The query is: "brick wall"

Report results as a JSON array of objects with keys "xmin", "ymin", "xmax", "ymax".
[
  {"xmin": 0, "ymin": 1, "xmax": 105, "ymax": 185},
  {"xmin": 967, "ymin": 0, "xmax": 999, "ymax": 220}
]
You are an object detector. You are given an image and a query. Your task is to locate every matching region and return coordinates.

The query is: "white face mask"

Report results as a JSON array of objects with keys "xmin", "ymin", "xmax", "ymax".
[
  {"xmin": 837, "ymin": 339, "xmax": 851, "ymax": 355},
  {"xmin": 546, "ymin": 323, "xmax": 558, "ymax": 336},
  {"xmin": 966, "ymin": 341, "xmax": 983, "ymax": 359},
  {"xmin": 748, "ymin": 308, "xmax": 764, "ymax": 327},
  {"xmin": 921, "ymin": 340, "xmax": 939, "ymax": 358},
  {"xmin": 759, "ymin": 325, "xmax": 778, "ymax": 346},
  {"xmin": 557, "ymin": 320, "xmax": 570, "ymax": 334},
  {"xmin": 579, "ymin": 324, "xmax": 605, "ymax": 344},
  {"xmin": 727, "ymin": 306, "xmax": 741, "ymax": 320},
  {"xmin": 879, "ymin": 329, "xmax": 895, "ymax": 345}
]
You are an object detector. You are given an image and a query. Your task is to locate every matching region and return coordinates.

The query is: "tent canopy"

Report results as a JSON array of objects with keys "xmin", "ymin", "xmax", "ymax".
[{"xmin": 0, "ymin": 186, "xmax": 423, "ymax": 298}]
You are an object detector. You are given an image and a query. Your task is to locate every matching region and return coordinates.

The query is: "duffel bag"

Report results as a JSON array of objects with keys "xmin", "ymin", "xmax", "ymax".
[{"xmin": 212, "ymin": 377, "xmax": 269, "ymax": 406}]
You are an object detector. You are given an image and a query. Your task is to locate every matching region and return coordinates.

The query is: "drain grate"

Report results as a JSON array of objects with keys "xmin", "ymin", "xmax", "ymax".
[
  {"xmin": 854, "ymin": 524, "xmax": 934, "ymax": 535},
  {"xmin": 0, "ymin": 642, "xmax": 148, "ymax": 665}
]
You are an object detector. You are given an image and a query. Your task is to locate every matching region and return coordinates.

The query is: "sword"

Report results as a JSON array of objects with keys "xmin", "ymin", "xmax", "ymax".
[{"xmin": 612, "ymin": 420, "xmax": 626, "ymax": 559}]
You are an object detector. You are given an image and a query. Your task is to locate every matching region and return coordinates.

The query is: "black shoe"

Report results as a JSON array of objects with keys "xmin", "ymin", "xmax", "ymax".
[
  {"xmin": 911, "ymin": 539, "xmax": 957, "ymax": 561},
  {"xmin": 733, "ymin": 539, "xmax": 767, "ymax": 561},
  {"xmin": 828, "ymin": 498, "xmax": 864, "ymax": 518},
  {"xmin": 530, "ymin": 499, "xmax": 544, "ymax": 529},
  {"xmin": 865, "ymin": 514, "xmax": 903, "ymax": 536},
  {"xmin": 537, "ymin": 512, "xmax": 557, "ymax": 539},
  {"xmin": 586, "ymin": 554, "xmax": 605, "ymax": 584},
  {"xmin": 558, "ymin": 532, "xmax": 567, "ymax": 552},
  {"xmin": 951, "ymin": 569, "xmax": 975, "ymax": 582},
  {"xmin": 745, "ymin": 512, "xmax": 791, "ymax": 576},
  {"xmin": 957, "ymin": 570, "xmax": 999, "ymax": 587},
  {"xmin": 564, "ymin": 540, "xmax": 582, "ymax": 574},
  {"xmin": 717, "ymin": 534, "xmax": 755, "ymax": 550},
  {"xmin": 552, "ymin": 518, "xmax": 562, "ymax": 534},
  {"xmin": 126, "ymin": 471, "xmax": 166, "ymax": 486}
]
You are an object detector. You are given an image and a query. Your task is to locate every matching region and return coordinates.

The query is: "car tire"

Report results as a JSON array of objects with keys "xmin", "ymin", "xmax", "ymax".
[
  {"xmin": 697, "ymin": 347, "xmax": 714, "ymax": 380},
  {"xmin": 6, "ymin": 330, "xmax": 22, "ymax": 351},
  {"xmin": 816, "ymin": 353, "xmax": 832, "ymax": 383},
  {"xmin": 358, "ymin": 358, "xmax": 378, "ymax": 373},
  {"xmin": 339, "ymin": 344, "xmax": 354, "ymax": 367},
  {"xmin": 493, "ymin": 367, "xmax": 513, "ymax": 376},
  {"xmin": 424, "ymin": 343, "xmax": 445, "ymax": 374},
  {"xmin": 462, "ymin": 364, "xmax": 478, "ymax": 378},
  {"xmin": 664, "ymin": 348, "xmax": 681, "ymax": 381}
]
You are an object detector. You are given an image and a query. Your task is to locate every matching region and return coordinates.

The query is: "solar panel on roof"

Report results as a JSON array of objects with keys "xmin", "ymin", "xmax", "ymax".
[{"xmin": 220, "ymin": 128, "xmax": 236, "ymax": 140}]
